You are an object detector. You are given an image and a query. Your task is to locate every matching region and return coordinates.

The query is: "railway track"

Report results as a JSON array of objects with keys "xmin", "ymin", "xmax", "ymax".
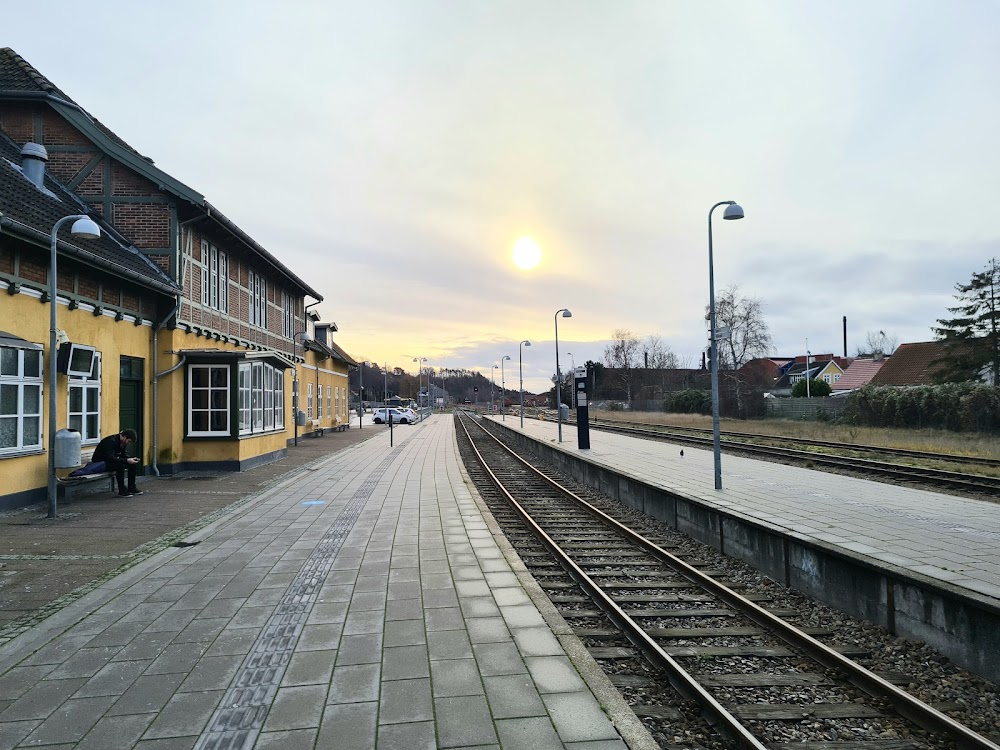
[
  {"xmin": 579, "ymin": 418, "xmax": 1000, "ymax": 496},
  {"xmin": 456, "ymin": 412, "xmax": 1000, "ymax": 750}
]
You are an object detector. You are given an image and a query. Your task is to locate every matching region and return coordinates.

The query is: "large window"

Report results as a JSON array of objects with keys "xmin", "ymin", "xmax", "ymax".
[
  {"xmin": 188, "ymin": 364, "xmax": 230, "ymax": 436},
  {"xmin": 282, "ymin": 292, "xmax": 295, "ymax": 338},
  {"xmin": 238, "ymin": 361, "xmax": 284, "ymax": 436},
  {"xmin": 317, "ymin": 382, "xmax": 323, "ymax": 418},
  {"xmin": 307, "ymin": 382, "xmax": 314, "ymax": 419},
  {"xmin": 68, "ymin": 352, "xmax": 101, "ymax": 444},
  {"xmin": 249, "ymin": 271, "xmax": 267, "ymax": 329},
  {"xmin": 0, "ymin": 345, "xmax": 43, "ymax": 454},
  {"xmin": 326, "ymin": 386, "xmax": 332, "ymax": 420}
]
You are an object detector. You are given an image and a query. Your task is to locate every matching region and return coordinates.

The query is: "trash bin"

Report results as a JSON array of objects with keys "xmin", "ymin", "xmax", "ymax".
[{"xmin": 558, "ymin": 404, "xmax": 569, "ymax": 421}]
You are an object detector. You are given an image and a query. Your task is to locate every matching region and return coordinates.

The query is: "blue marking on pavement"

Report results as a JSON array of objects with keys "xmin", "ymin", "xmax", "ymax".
[{"xmin": 302, "ymin": 500, "xmax": 325, "ymax": 506}]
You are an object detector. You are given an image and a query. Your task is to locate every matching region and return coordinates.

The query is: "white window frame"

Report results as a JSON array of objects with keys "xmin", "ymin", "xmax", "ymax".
[
  {"xmin": 68, "ymin": 352, "xmax": 102, "ymax": 445},
  {"xmin": 335, "ymin": 385, "xmax": 340, "ymax": 417},
  {"xmin": 249, "ymin": 271, "xmax": 267, "ymax": 329},
  {"xmin": 823, "ymin": 374, "xmax": 831, "ymax": 384},
  {"xmin": 188, "ymin": 364, "xmax": 230, "ymax": 437},
  {"xmin": 274, "ymin": 370, "xmax": 285, "ymax": 428},
  {"xmin": 238, "ymin": 362, "xmax": 283, "ymax": 436},
  {"xmin": 282, "ymin": 292, "xmax": 295, "ymax": 338},
  {"xmin": 317, "ymin": 381, "xmax": 323, "ymax": 418},
  {"xmin": 200, "ymin": 239, "xmax": 209, "ymax": 305},
  {"xmin": 307, "ymin": 382, "xmax": 314, "ymax": 419},
  {"xmin": 0, "ymin": 345, "xmax": 44, "ymax": 455},
  {"xmin": 326, "ymin": 386, "xmax": 332, "ymax": 419},
  {"xmin": 239, "ymin": 364, "xmax": 251, "ymax": 433}
]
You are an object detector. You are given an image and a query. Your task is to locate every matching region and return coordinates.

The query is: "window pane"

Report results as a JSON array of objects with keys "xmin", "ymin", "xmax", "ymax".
[
  {"xmin": 69, "ymin": 415, "xmax": 82, "ymax": 432},
  {"xmin": 22, "ymin": 417, "xmax": 39, "ymax": 446},
  {"xmin": 192, "ymin": 390, "xmax": 208, "ymax": 409},
  {"xmin": 192, "ymin": 412, "xmax": 208, "ymax": 432},
  {"xmin": 23, "ymin": 386, "xmax": 40, "ymax": 414},
  {"xmin": 69, "ymin": 387, "xmax": 83, "ymax": 412},
  {"xmin": 24, "ymin": 350, "xmax": 41, "ymax": 377},
  {"xmin": 211, "ymin": 391, "xmax": 228, "ymax": 409},
  {"xmin": 210, "ymin": 412, "xmax": 227, "ymax": 431},
  {"xmin": 86, "ymin": 388, "xmax": 99, "ymax": 412},
  {"xmin": 211, "ymin": 368, "xmax": 228, "ymax": 387},
  {"xmin": 0, "ymin": 348, "xmax": 15, "ymax": 376},
  {"xmin": 86, "ymin": 414, "xmax": 98, "ymax": 438},
  {"xmin": 0, "ymin": 417, "xmax": 16, "ymax": 447},
  {"xmin": 0, "ymin": 384, "xmax": 16, "ymax": 415},
  {"xmin": 191, "ymin": 368, "xmax": 208, "ymax": 388}
]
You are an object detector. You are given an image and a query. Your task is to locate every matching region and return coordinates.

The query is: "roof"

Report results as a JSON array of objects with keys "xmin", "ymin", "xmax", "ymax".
[
  {"xmin": 0, "ymin": 48, "xmax": 322, "ymax": 302},
  {"xmin": 832, "ymin": 358, "xmax": 887, "ymax": 391},
  {"xmin": 174, "ymin": 348, "xmax": 292, "ymax": 369},
  {"xmin": 0, "ymin": 130, "xmax": 180, "ymax": 296},
  {"xmin": 868, "ymin": 341, "xmax": 964, "ymax": 386},
  {"xmin": 306, "ymin": 337, "xmax": 357, "ymax": 368}
]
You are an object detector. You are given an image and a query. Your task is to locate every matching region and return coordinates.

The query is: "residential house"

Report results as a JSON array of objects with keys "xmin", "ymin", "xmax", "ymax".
[
  {"xmin": 868, "ymin": 341, "xmax": 961, "ymax": 386},
  {"xmin": 770, "ymin": 354, "xmax": 847, "ymax": 397},
  {"xmin": 0, "ymin": 48, "xmax": 350, "ymax": 509},
  {"xmin": 831, "ymin": 356, "xmax": 888, "ymax": 394}
]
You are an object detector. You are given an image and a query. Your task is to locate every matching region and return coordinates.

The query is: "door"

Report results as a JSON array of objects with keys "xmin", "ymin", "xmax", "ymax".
[{"xmin": 119, "ymin": 356, "xmax": 144, "ymax": 471}]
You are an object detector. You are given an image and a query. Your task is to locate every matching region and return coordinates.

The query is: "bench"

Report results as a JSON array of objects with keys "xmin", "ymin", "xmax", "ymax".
[
  {"xmin": 310, "ymin": 419, "xmax": 325, "ymax": 437},
  {"xmin": 56, "ymin": 447, "xmax": 116, "ymax": 496}
]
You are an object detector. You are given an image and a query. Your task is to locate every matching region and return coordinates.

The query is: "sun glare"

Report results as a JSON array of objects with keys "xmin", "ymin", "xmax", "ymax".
[{"xmin": 512, "ymin": 237, "xmax": 542, "ymax": 270}]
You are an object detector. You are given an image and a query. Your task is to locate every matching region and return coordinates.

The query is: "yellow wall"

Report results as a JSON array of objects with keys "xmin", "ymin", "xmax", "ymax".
[
  {"xmin": 1, "ymin": 290, "xmax": 151, "ymax": 497},
  {"xmin": 300, "ymin": 349, "xmax": 351, "ymax": 430}
]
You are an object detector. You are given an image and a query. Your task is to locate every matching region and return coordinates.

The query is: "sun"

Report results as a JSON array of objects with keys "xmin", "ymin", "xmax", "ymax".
[{"xmin": 512, "ymin": 237, "xmax": 542, "ymax": 270}]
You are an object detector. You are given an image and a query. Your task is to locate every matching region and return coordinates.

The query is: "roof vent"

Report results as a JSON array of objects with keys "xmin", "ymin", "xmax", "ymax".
[{"xmin": 20, "ymin": 142, "xmax": 48, "ymax": 189}]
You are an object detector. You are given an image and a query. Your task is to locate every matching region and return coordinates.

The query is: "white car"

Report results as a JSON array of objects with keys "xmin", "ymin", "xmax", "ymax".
[{"xmin": 372, "ymin": 407, "xmax": 412, "ymax": 424}]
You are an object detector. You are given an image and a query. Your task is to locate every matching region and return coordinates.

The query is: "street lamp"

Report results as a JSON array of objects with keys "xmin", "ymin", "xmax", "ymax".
[
  {"xmin": 383, "ymin": 362, "xmax": 388, "ymax": 405},
  {"xmin": 292, "ymin": 330, "xmax": 312, "ymax": 446},
  {"xmin": 412, "ymin": 357, "xmax": 427, "ymax": 421},
  {"xmin": 554, "ymin": 308, "xmax": 572, "ymax": 443},
  {"xmin": 707, "ymin": 200, "xmax": 744, "ymax": 490},
  {"xmin": 47, "ymin": 214, "xmax": 101, "ymax": 519},
  {"xmin": 491, "ymin": 364, "xmax": 498, "ymax": 415},
  {"xmin": 500, "ymin": 355, "xmax": 511, "ymax": 420},
  {"xmin": 357, "ymin": 361, "xmax": 366, "ymax": 429},
  {"xmin": 567, "ymin": 352, "xmax": 575, "ymax": 371},
  {"xmin": 519, "ymin": 340, "xmax": 531, "ymax": 429}
]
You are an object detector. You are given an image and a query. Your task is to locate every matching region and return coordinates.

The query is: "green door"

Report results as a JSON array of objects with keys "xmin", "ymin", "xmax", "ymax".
[{"xmin": 119, "ymin": 357, "xmax": 144, "ymax": 470}]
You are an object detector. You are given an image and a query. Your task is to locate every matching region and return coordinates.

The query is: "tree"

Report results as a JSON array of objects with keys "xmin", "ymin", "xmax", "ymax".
[
  {"xmin": 643, "ymin": 335, "xmax": 679, "ymax": 369},
  {"xmin": 933, "ymin": 258, "xmax": 1000, "ymax": 384},
  {"xmin": 855, "ymin": 330, "xmax": 898, "ymax": 358},
  {"xmin": 603, "ymin": 329, "xmax": 641, "ymax": 403},
  {"xmin": 792, "ymin": 378, "xmax": 832, "ymax": 397},
  {"xmin": 710, "ymin": 284, "xmax": 773, "ymax": 370}
]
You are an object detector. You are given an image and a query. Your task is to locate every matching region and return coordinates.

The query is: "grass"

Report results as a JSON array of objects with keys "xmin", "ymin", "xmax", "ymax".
[{"xmin": 589, "ymin": 409, "xmax": 1000, "ymax": 461}]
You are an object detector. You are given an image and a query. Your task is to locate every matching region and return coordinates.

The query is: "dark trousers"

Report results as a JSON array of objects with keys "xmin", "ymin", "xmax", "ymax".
[{"xmin": 106, "ymin": 460, "xmax": 137, "ymax": 493}]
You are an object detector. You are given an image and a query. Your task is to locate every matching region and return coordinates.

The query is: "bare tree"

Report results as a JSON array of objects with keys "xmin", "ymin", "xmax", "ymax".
[
  {"xmin": 856, "ymin": 330, "xmax": 898, "ymax": 358},
  {"xmin": 643, "ymin": 334, "xmax": 679, "ymax": 369},
  {"xmin": 603, "ymin": 328, "xmax": 642, "ymax": 403},
  {"xmin": 711, "ymin": 284, "xmax": 773, "ymax": 370}
]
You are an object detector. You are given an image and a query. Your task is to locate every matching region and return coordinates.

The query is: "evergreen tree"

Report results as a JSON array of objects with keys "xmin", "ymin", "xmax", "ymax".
[{"xmin": 933, "ymin": 258, "xmax": 1000, "ymax": 384}]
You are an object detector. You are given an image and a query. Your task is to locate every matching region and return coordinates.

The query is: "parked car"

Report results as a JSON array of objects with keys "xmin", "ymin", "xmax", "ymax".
[
  {"xmin": 399, "ymin": 408, "xmax": 419, "ymax": 422},
  {"xmin": 372, "ymin": 407, "xmax": 412, "ymax": 424}
]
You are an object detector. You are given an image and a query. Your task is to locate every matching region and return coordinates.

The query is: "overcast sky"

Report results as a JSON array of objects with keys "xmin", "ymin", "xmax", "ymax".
[{"xmin": 12, "ymin": 1, "xmax": 1000, "ymax": 392}]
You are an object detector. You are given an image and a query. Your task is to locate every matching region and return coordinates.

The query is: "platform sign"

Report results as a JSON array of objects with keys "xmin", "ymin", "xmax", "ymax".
[{"xmin": 575, "ymin": 368, "xmax": 590, "ymax": 450}]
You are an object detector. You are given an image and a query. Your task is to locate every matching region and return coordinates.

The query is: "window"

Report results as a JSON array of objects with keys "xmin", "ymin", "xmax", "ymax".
[
  {"xmin": 0, "ymin": 345, "xmax": 43, "ymax": 454},
  {"xmin": 326, "ymin": 386, "xmax": 331, "ymax": 419},
  {"xmin": 307, "ymin": 382, "xmax": 314, "ymax": 419},
  {"xmin": 833, "ymin": 373, "xmax": 841, "ymax": 382},
  {"xmin": 335, "ymin": 386, "xmax": 340, "ymax": 417},
  {"xmin": 237, "ymin": 362, "xmax": 284, "ymax": 436},
  {"xmin": 823, "ymin": 374, "xmax": 831, "ymax": 384},
  {"xmin": 188, "ymin": 365, "xmax": 230, "ymax": 436},
  {"xmin": 282, "ymin": 292, "xmax": 295, "ymax": 338},
  {"xmin": 317, "ymin": 382, "xmax": 323, "ymax": 418},
  {"xmin": 68, "ymin": 352, "xmax": 101, "ymax": 444},
  {"xmin": 249, "ymin": 271, "xmax": 267, "ymax": 329},
  {"xmin": 200, "ymin": 240, "xmax": 228, "ymax": 313}
]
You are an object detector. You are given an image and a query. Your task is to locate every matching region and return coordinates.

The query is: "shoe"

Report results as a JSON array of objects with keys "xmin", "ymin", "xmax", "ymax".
[
  {"xmin": 117, "ymin": 492, "xmax": 133, "ymax": 498},
  {"xmin": 127, "ymin": 487, "xmax": 144, "ymax": 496}
]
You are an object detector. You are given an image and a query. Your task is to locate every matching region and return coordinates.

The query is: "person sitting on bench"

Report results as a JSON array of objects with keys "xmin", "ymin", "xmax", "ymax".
[{"xmin": 92, "ymin": 429, "xmax": 143, "ymax": 498}]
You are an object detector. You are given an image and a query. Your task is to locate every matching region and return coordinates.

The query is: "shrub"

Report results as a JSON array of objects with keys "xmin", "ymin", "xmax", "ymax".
[
  {"xmin": 843, "ymin": 383, "xmax": 1000, "ymax": 434},
  {"xmin": 791, "ymin": 379, "xmax": 832, "ymax": 397},
  {"xmin": 664, "ymin": 390, "xmax": 712, "ymax": 414}
]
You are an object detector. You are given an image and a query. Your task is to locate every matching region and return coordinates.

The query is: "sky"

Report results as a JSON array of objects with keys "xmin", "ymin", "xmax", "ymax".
[{"xmin": 10, "ymin": 1, "xmax": 1000, "ymax": 393}]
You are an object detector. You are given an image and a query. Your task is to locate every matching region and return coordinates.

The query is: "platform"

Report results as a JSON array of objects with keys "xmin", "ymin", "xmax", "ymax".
[
  {"xmin": 0, "ymin": 416, "xmax": 646, "ymax": 749},
  {"xmin": 488, "ymin": 415, "xmax": 1000, "ymax": 682}
]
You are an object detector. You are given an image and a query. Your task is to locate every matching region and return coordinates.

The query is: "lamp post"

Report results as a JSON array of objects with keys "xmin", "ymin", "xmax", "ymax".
[
  {"xmin": 358, "ymin": 361, "xmax": 366, "ymax": 429},
  {"xmin": 383, "ymin": 362, "xmax": 388, "ymax": 406},
  {"xmin": 567, "ymin": 352, "xmax": 575, "ymax": 371},
  {"xmin": 292, "ymin": 330, "xmax": 311, "ymax": 446},
  {"xmin": 554, "ymin": 308, "xmax": 572, "ymax": 443},
  {"xmin": 47, "ymin": 215, "xmax": 102, "ymax": 519},
  {"xmin": 500, "ymin": 355, "xmax": 511, "ymax": 420},
  {"xmin": 707, "ymin": 200, "xmax": 744, "ymax": 490},
  {"xmin": 412, "ymin": 357, "xmax": 427, "ymax": 421},
  {"xmin": 491, "ymin": 365, "xmax": 498, "ymax": 415},
  {"xmin": 519, "ymin": 340, "xmax": 531, "ymax": 429}
]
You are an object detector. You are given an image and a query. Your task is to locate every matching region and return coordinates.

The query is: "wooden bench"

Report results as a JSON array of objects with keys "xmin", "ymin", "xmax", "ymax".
[
  {"xmin": 332, "ymin": 416, "xmax": 348, "ymax": 432},
  {"xmin": 309, "ymin": 419, "xmax": 325, "ymax": 437},
  {"xmin": 56, "ymin": 447, "xmax": 116, "ymax": 496}
]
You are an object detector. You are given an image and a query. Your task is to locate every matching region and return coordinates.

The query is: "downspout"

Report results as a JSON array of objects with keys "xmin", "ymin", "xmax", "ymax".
[
  {"xmin": 299, "ymin": 300, "xmax": 321, "ymax": 437},
  {"xmin": 152, "ymin": 213, "xmax": 206, "ymax": 476}
]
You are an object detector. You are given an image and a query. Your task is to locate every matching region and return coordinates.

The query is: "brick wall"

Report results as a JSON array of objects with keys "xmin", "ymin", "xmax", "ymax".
[
  {"xmin": 113, "ymin": 202, "xmax": 170, "ymax": 248},
  {"xmin": 47, "ymin": 150, "xmax": 96, "ymax": 185},
  {"xmin": 112, "ymin": 162, "xmax": 160, "ymax": 197},
  {"xmin": 0, "ymin": 103, "xmax": 39, "ymax": 144}
]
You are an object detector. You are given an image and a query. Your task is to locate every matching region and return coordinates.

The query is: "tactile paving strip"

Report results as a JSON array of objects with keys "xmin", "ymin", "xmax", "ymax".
[{"xmin": 194, "ymin": 448, "xmax": 400, "ymax": 749}]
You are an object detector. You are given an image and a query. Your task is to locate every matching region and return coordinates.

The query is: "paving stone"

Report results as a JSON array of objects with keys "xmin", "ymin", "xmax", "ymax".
[
  {"xmin": 343, "ymin": 609, "xmax": 384, "ymax": 635},
  {"xmin": 512, "ymin": 626, "xmax": 565, "ymax": 657},
  {"xmin": 134, "ymin": 735, "xmax": 197, "ymax": 749},
  {"xmin": 496, "ymin": 716, "xmax": 564, "ymax": 749},
  {"xmin": 20, "ymin": 695, "xmax": 116, "ymax": 745},
  {"xmin": 379, "ymin": 677, "xmax": 433, "ymax": 724},
  {"xmin": 0, "ymin": 666, "xmax": 54, "ymax": 701},
  {"xmin": 542, "ymin": 692, "xmax": 621, "ymax": 743},
  {"xmin": 177, "ymin": 654, "xmax": 243, "ymax": 693},
  {"xmin": 526, "ymin": 655, "xmax": 587, "ymax": 693},
  {"xmin": 334, "ymin": 632, "xmax": 381, "ymax": 665},
  {"xmin": 315, "ymin": 701, "xmax": 377, "ymax": 749},
  {"xmin": 281, "ymin": 649, "xmax": 337, "ymax": 687},
  {"xmin": 299, "ymin": 622, "xmax": 344, "ymax": 651},
  {"xmin": 254, "ymin": 727, "xmax": 318, "ymax": 749},
  {"xmin": 376, "ymin": 719, "xmax": 437, "ymax": 750},
  {"xmin": 483, "ymin": 674, "xmax": 548, "ymax": 719},
  {"xmin": 140, "ymin": 689, "xmax": 221, "ymax": 738},
  {"xmin": 382, "ymin": 644, "xmax": 430, "ymax": 680},
  {"xmin": 0, "ymin": 678, "xmax": 87, "ymax": 721},
  {"xmin": 460, "ymin": 596, "xmax": 501, "ymax": 618},
  {"xmin": 203, "ymin": 627, "xmax": 261, "ymax": 656},
  {"xmin": 0, "ymin": 719, "xmax": 41, "ymax": 748},
  {"xmin": 473, "ymin": 641, "xmax": 528, "ymax": 677},
  {"xmin": 427, "ymin": 629, "xmax": 473, "ymax": 660},
  {"xmin": 424, "ymin": 607, "xmax": 464, "ymax": 631},
  {"xmin": 327, "ymin": 663, "xmax": 381, "ymax": 704},
  {"xmin": 85, "ymin": 620, "xmax": 148, "ymax": 648},
  {"xmin": 262, "ymin": 684, "xmax": 327, "ymax": 731},
  {"xmin": 429, "ymin": 658, "xmax": 484, "ymax": 698},
  {"xmin": 145, "ymin": 642, "xmax": 210, "ymax": 675},
  {"xmin": 434, "ymin": 695, "xmax": 498, "ymax": 748},
  {"xmin": 385, "ymin": 598, "xmax": 423, "ymax": 621},
  {"xmin": 73, "ymin": 659, "xmax": 152, "ymax": 698},
  {"xmin": 228, "ymin": 605, "xmax": 275, "ymax": 628},
  {"xmin": 106, "ymin": 673, "xmax": 185, "ymax": 716},
  {"xmin": 383, "ymin": 619, "xmax": 426, "ymax": 647},
  {"xmin": 466, "ymin": 617, "xmax": 511, "ymax": 644}
]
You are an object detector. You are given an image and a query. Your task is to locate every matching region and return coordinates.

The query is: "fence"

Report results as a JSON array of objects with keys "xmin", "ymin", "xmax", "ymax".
[{"xmin": 765, "ymin": 397, "xmax": 848, "ymax": 421}]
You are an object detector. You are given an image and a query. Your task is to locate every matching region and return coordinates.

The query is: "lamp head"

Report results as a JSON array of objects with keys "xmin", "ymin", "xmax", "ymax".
[
  {"xmin": 70, "ymin": 217, "xmax": 101, "ymax": 239},
  {"xmin": 522, "ymin": 340, "xmax": 531, "ymax": 347},
  {"xmin": 503, "ymin": 355, "xmax": 511, "ymax": 361},
  {"xmin": 561, "ymin": 309, "xmax": 572, "ymax": 318},
  {"xmin": 723, "ymin": 202, "xmax": 744, "ymax": 221}
]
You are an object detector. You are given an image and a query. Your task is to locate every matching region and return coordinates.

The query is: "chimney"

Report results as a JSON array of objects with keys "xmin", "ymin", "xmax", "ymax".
[
  {"xmin": 20, "ymin": 143, "xmax": 48, "ymax": 189},
  {"xmin": 842, "ymin": 315, "xmax": 847, "ymax": 358}
]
